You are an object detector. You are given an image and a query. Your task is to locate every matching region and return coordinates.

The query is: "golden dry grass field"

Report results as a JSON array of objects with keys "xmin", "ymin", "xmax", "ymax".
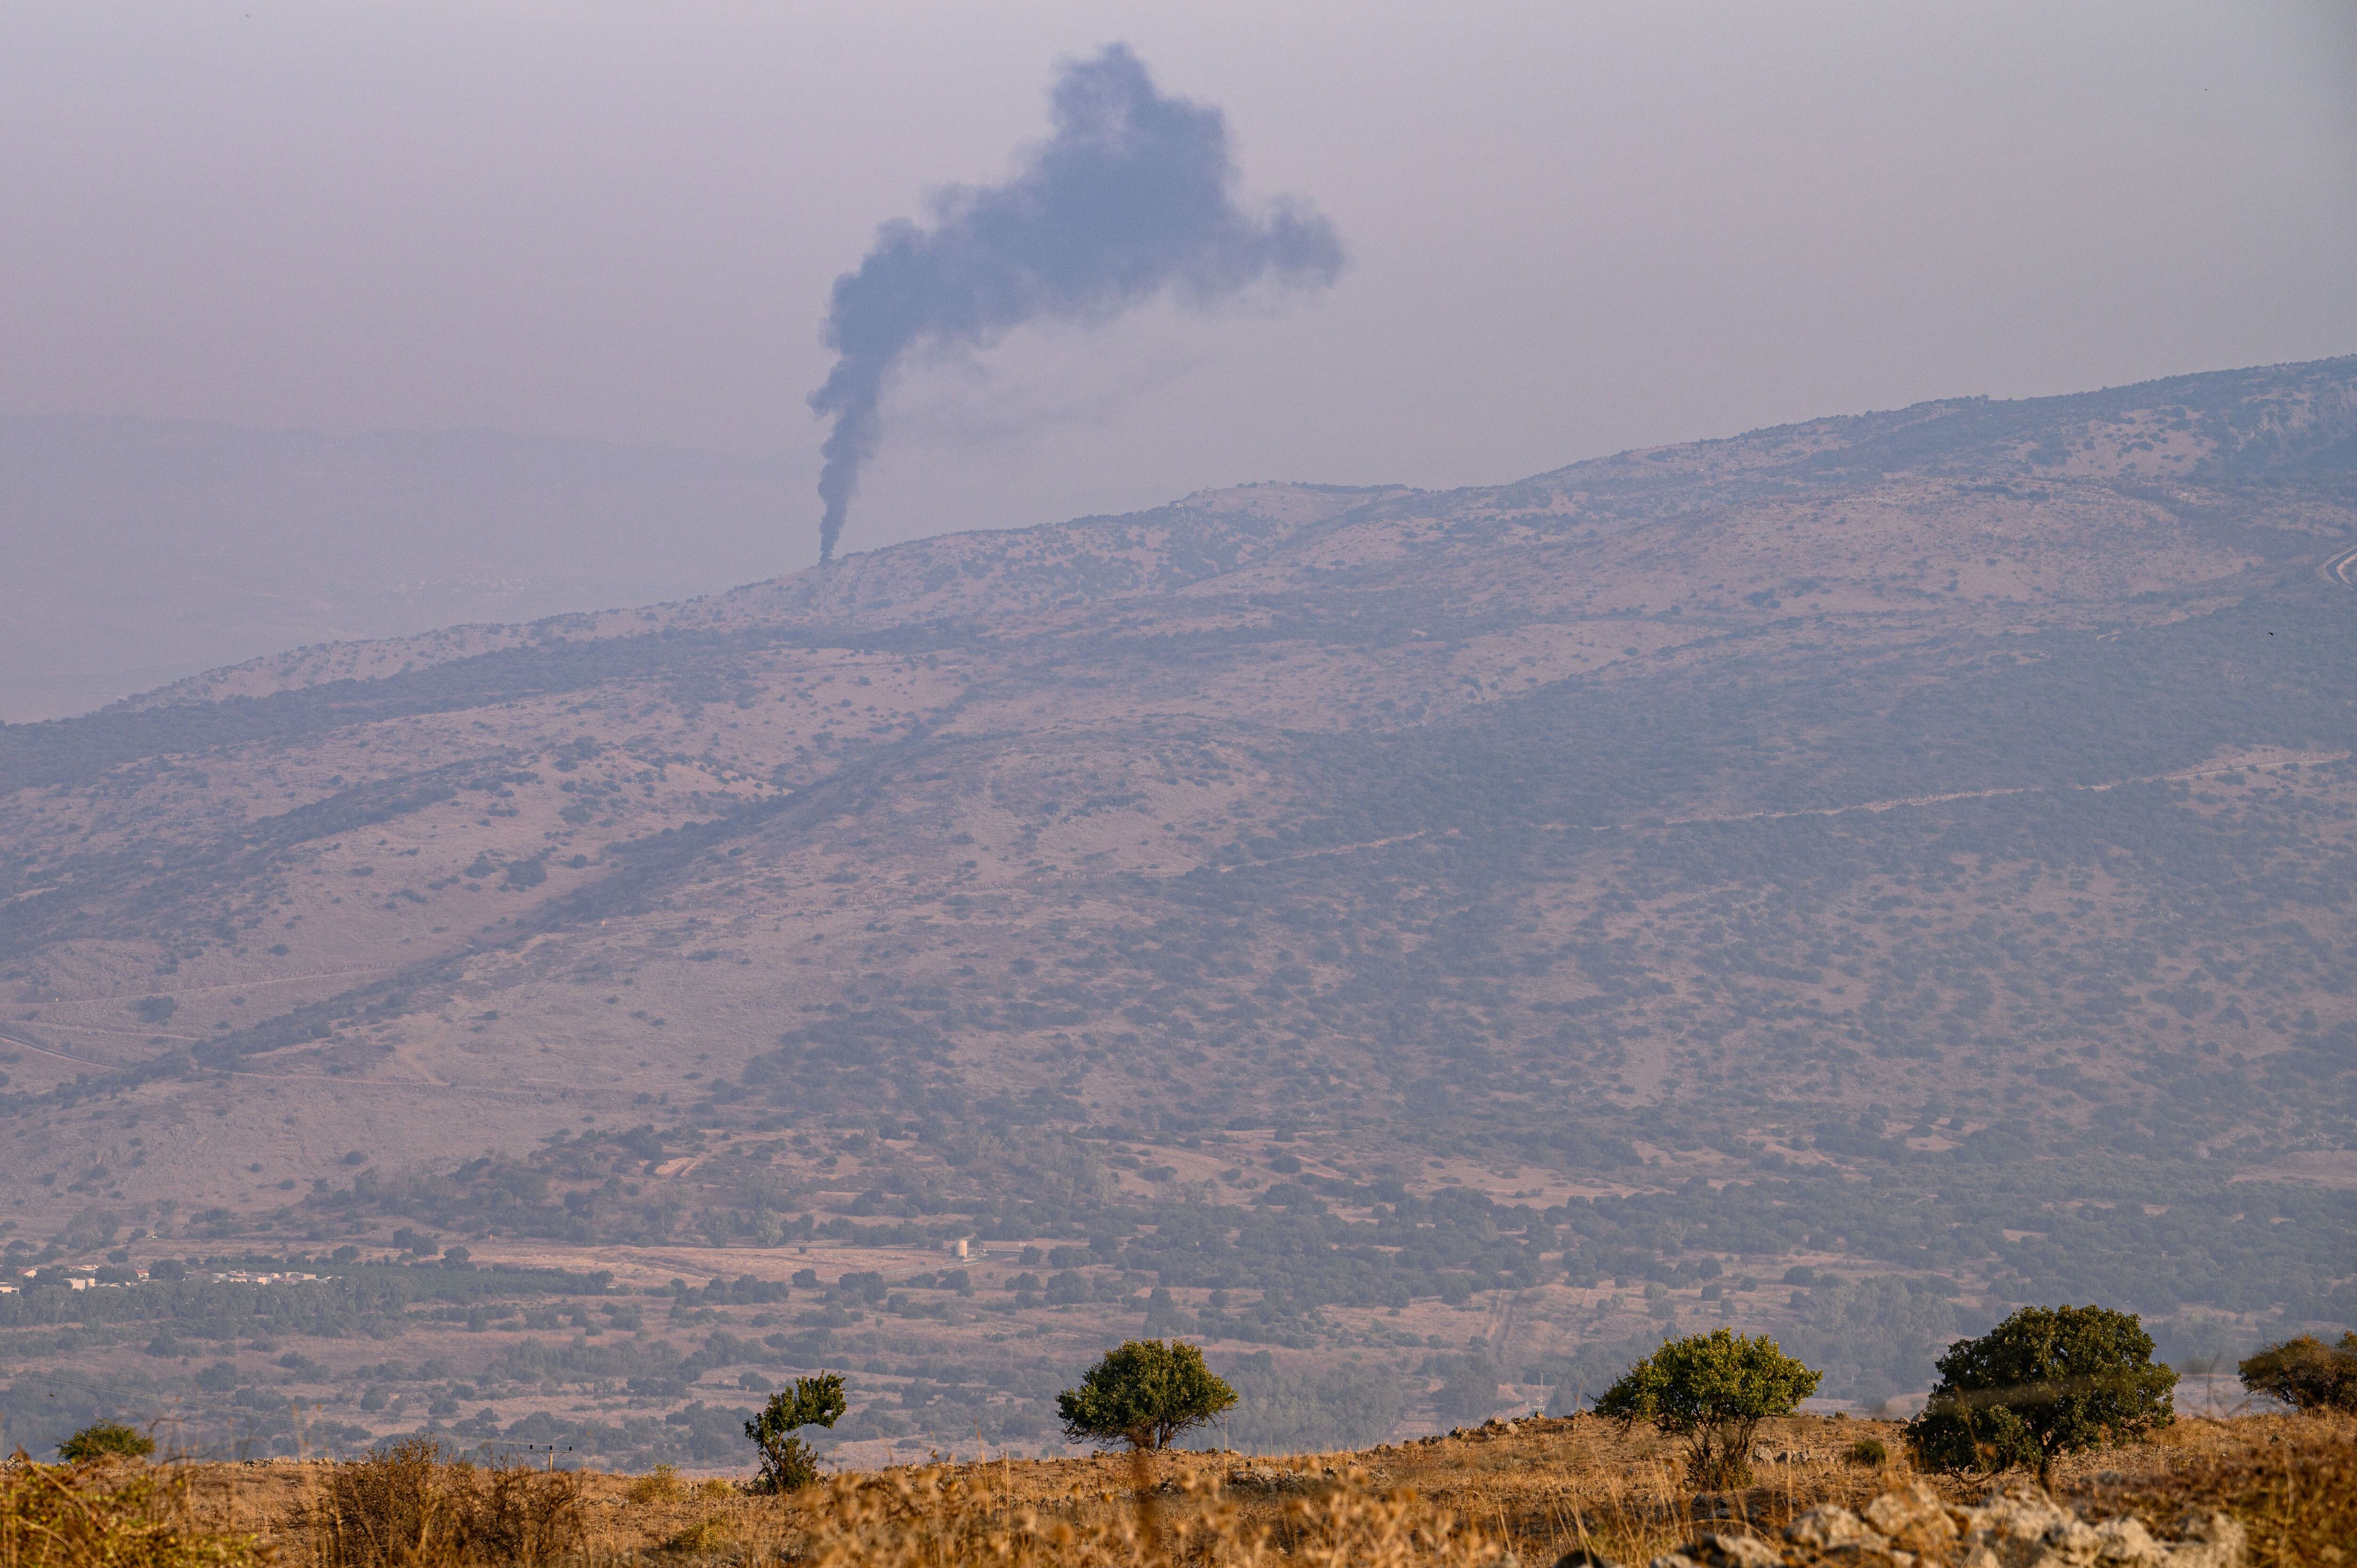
[{"xmin": 8, "ymin": 1409, "xmax": 2350, "ymax": 1567}]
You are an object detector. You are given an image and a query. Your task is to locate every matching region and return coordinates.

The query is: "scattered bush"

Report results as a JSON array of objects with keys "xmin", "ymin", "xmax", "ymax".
[
  {"xmin": 1846, "ymin": 1436, "xmax": 1888, "ymax": 1467},
  {"xmin": 58, "ymin": 1421, "xmax": 156, "ymax": 1463},
  {"xmin": 624, "ymin": 1463, "xmax": 682, "ymax": 1505},
  {"xmin": 1906, "ymin": 1304, "xmax": 2176, "ymax": 1486},
  {"xmin": 1595, "ymin": 1327, "xmax": 1822, "ymax": 1490},
  {"xmin": 2237, "ymin": 1332, "xmax": 2357, "ymax": 1413},
  {"xmin": 659, "ymin": 1519, "xmax": 734, "ymax": 1554}
]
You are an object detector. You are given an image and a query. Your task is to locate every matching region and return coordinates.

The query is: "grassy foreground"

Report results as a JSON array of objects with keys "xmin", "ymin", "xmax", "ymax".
[{"xmin": 6, "ymin": 1411, "xmax": 2349, "ymax": 1566}]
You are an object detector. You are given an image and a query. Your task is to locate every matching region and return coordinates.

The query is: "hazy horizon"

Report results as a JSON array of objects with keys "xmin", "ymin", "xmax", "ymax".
[
  {"xmin": 6, "ymin": 3, "xmax": 2353, "ymax": 590},
  {"xmin": 10, "ymin": 342, "xmax": 2354, "ymax": 723}
]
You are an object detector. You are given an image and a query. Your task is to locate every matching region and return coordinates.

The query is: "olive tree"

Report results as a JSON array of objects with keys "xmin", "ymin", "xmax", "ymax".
[
  {"xmin": 1594, "ymin": 1328, "xmax": 1821, "ymax": 1490},
  {"xmin": 1906, "ymin": 1305, "xmax": 2176, "ymax": 1486},
  {"xmin": 1057, "ymin": 1339, "xmax": 1237, "ymax": 1452},
  {"xmin": 744, "ymin": 1372, "xmax": 848, "ymax": 1492}
]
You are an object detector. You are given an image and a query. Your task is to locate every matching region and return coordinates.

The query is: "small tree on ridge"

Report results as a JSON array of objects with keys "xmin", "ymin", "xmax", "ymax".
[
  {"xmin": 745, "ymin": 1372, "xmax": 847, "ymax": 1493},
  {"xmin": 1595, "ymin": 1328, "xmax": 1821, "ymax": 1491},
  {"xmin": 2238, "ymin": 1332, "xmax": 2357, "ymax": 1413},
  {"xmin": 1906, "ymin": 1305, "xmax": 2175, "ymax": 1487},
  {"xmin": 1057, "ymin": 1340, "xmax": 1237, "ymax": 1452}
]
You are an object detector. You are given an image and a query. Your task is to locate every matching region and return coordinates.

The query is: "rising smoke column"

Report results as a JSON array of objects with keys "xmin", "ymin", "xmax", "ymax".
[{"xmin": 808, "ymin": 44, "xmax": 1344, "ymax": 562}]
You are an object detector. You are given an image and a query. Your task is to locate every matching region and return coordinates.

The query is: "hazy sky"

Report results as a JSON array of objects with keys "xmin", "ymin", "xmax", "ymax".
[{"xmin": 6, "ymin": 1, "xmax": 2356, "ymax": 558}]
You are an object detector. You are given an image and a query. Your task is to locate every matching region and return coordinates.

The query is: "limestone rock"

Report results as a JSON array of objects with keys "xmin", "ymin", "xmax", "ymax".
[
  {"xmin": 1863, "ymin": 1482, "xmax": 1961, "ymax": 1555},
  {"xmin": 1719, "ymin": 1537, "xmax": 1786, "ymax": 1568},
  {"xmin": 1962, "ymin": 1486, "xmax": 2104, "ymax": 1568},
  {"xmin": 1787, "ymin": 1506, "xmax": 1884, "ymax": 1552},
  {"xmin": 2159, "ymin": 1511, "xmax": 2244, "ymax": 1568},
  {"xmin": 2090, "ymin": 1517, "xmax": 2167, "ymax": 1568},
  {"xmin": 1681, "ymin": 1535, "xmax": 1785, "ymax": 1568},
  {"xmin": 1224, "ymin": 1465, "xmax": 1340, "ymax": 1494},
  {"xmin": 1774, "ymin": 1483, "xmax": 2243, "ymax": 1568},
  {"xmin": 1647, "ymin": 1549, "xmax": 1783, "ymax": 1568},
  {"xmin": 1815, "ymin": 1543, "xmax": 1916, "ymax": 1568}
]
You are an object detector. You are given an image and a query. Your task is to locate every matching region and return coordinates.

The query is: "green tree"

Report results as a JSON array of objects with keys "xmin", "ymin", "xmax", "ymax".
[
  {"xmin": 743, "ymin": 1372, "xmax": 847, "ymax": 1493},
  {"xmin": 2237, "ymin": 1333, "xmax": 2357, "ymax": 1413},
  {"xmin": 58, "ymin": 1420, "xmax": 156, "ymax": 1463},
  {"xmin": 1906, "ymin": 1305, "xmax": 2176, "ymax": 1487},
  {"xmin": 1594, "ymin": 1328, "xmax": 1821, "ymax": 1490},
  {"xmin": 1057, "ymin": 1340, "xmax": 1237, "ymax": 1452}
]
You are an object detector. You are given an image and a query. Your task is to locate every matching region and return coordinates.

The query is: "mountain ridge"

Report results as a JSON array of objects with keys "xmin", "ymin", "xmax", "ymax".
[{"xmin": 93, "ymin": 351, "xmax": 2357, "ymax": 716}]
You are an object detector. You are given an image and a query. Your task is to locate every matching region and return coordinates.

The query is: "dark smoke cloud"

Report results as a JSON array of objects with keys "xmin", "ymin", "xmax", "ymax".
[{"xmin": 808, "ymin": 44, "xmax": 1344, "ymax": 562}]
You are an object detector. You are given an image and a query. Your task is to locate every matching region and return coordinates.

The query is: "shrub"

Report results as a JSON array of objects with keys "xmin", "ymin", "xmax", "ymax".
[
  {"xmin": 625, "ymin": 1464, "xmax": 682, "ymax": 1505},
  {"xmin": 746, "ymin": 1372, "xmax": 848, "ymax": 1493},
  {"xmin": 660, "ymin": 1519, "xmax": 734, "ymax": 1554},
  {"xmin": 1594, "ymin": 1328, "xmax": 1821, "ymax": 1490},
  {"xmin": 1, "ymin": 1461, "xmax": 261, "ymax": 1566},
  {"xmin": 290, "ymin": 1437, "xmax": 581, "ymax": 1567},
  {"xmin": 1905, "ymin": 1304, "xmax": 2176, "ymax": 1486},
  {"xmin": 58, "ymin": 1421, "xmax": 155, "ymax": 1463},
  {"xmin": 1846, "ymin": 1436, "xmax": 1888, "ymax": 1467},
  {"xmin": 1057, "ymin": 1339, "xmax": 1237, "ymax": 1452},
  {"xmin": 462, "ymin": 1460, "xmax": 586, "ymax": 1565},
  {"xmin": 2237, "ymin": 1332, "xmax": 2357, "ymax": 1412}
]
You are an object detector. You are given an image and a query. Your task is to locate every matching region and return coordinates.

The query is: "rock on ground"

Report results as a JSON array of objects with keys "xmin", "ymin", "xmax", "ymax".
[{"xmin": 1558, "ymin": 1480, "xmax": 2247, "ymax": 1568}]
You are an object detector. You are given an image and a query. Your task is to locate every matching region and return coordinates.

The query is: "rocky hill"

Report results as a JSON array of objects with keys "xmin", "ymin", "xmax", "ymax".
[{"xmin": 2, "ymin": 356, "xmax": 2353, "ymax": 1451}]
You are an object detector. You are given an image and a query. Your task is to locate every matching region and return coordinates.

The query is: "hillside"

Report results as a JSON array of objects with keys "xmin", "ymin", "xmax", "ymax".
[{"xmin": 2, "ymin": 355, "xmax": 2354, "ymax": 1461}]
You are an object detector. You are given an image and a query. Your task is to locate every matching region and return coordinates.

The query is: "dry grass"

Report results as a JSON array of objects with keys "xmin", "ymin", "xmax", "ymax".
[
  {"xmin": 794, "ymin": 1452, "xmax": 1507, "ymax": 1568},
  {"xmin": 0, "ymin": 1454, "xmax": 266, "ymax": 1567},
  {"xmin": 2053, "ymin": 1413, "xmax": 2357, "ymax": 1568},
  {"xmin": 29, "ymin": 1408, "xmax": 2349, "ymax": 1565},
  {"xmin": 284, "ymin": 1437, "xmax": 585, "ymax": 1566}
]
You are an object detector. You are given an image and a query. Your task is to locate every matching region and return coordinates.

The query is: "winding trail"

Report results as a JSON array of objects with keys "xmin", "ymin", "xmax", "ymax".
[
  {"xmin": 1213, "ymin": 748, "xmax": 2349, "ymax": 874},
  {"xmin": 0, "ymin": 1024, "xmax": 564, "ymax": 1099},
  {"xmin": 1580, "ymin": 748, "xmax": 2352, "ymax": 835},
  {"xmin": 0, "ymin": 1026, "xmax": 116, "ymax": 1072}
]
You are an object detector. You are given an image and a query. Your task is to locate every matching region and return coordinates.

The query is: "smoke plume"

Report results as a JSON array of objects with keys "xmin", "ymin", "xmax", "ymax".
[{"xmin": 808, "ymin": 44, "xmax": 1344, "ymax": 561}]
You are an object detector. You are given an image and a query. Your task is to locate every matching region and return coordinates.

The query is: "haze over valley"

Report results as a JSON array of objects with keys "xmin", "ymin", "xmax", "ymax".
[{"xmin": 0, "ymin": 416, "xmax": 817, "ymax": 722}]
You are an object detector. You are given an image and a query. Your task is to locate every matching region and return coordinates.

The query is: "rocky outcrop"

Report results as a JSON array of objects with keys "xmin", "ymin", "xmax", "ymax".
[
  {"xmin": 1220, "ymin": 1463, "xmax": 1393, "ymax": 1494},
  {"xmin": 1558, "ymin": 1482, "xmax": 2245, "ymax": 1568}
]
